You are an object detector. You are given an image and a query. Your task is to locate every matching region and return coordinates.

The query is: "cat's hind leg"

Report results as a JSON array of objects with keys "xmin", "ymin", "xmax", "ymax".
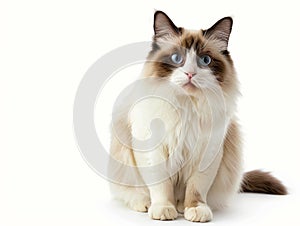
[
  {"xmin": 110, "ymin": 184, "xmax": 150, "ymax": 212},
  {"xmin": 109, "ymin": 133, "xmax": 150, "ymax": 212},
  {"xmin": 207, "ymin": 121, "xmax": 243, "ymax": 210}
]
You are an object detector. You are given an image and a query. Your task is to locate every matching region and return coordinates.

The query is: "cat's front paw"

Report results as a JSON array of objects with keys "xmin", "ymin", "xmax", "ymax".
[
  {"xmin": 184, "ymin": 203, "xmax": 213, "ymax": 222},
  {"xmin": 148, "ymin": 202, "xmax": 178, "ymax": 220}
]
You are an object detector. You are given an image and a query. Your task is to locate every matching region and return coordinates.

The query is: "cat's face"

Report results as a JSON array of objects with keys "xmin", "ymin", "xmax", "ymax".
[{"xmin": 144, "ymin": 11, "xmax": 237, "ymax": 97}]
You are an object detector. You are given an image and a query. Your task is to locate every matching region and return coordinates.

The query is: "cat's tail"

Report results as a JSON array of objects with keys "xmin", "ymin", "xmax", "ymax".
[{"xmin": 240, "ymin": 170, "xmax": 287, "ymax": 195}]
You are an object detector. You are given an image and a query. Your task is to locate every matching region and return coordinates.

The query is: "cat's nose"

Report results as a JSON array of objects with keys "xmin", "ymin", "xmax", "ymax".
[{"xmin": 185, "ymin": 72, "xmax": 196, "ymax": 79}]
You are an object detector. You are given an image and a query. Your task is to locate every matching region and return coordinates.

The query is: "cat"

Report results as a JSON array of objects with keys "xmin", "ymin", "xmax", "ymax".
[{"xmin": 108, "ymin": 11, "xmax": 287, "ymax": 222}]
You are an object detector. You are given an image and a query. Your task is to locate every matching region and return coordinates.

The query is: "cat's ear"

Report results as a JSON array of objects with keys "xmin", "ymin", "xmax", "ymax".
[
  {"xmin": 153, "ymin": 11, "xmax": 181, "ymax": 42},
  {"xmin": 203, "ymin": 17, "xmax": 233, "ymax": 51}
]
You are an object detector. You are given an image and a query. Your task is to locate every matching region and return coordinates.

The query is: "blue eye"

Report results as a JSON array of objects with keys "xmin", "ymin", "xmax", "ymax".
[
  {"xmin": 198, "ymin": 55, "xmax": 212, "ymax": 66},
  {"xmin": 171, "ymin": 53, "xmax": 183, "ymax": 64}
]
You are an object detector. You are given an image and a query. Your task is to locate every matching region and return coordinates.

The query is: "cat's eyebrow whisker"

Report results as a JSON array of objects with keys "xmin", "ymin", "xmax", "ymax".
[
  {"xmin": 201, "ymin": 30, "xmax": 212, "ymax": 50},
  {"xmin": 201, "ymin": 39, "xmax": 210, "ymax": 50},
  {"xmin": 201, "ymin": 34, "xmax": 216, "ymax": 50}
]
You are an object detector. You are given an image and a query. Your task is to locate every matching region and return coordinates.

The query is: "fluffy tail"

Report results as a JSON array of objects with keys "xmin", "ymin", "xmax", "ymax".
[{"xmin": 241, "ymin": 170, "xmax": 287, "ymax": 195}]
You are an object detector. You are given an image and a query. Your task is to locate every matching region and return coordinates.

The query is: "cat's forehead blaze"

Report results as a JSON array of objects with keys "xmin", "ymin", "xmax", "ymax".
[{"xmin": 180, "ymin": 29, "xmax": 203, "ymax": 50}]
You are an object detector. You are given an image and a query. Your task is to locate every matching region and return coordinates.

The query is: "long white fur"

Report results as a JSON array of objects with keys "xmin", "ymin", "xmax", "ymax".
[{"xmin": 110, "ymin": 49, "xmax": 243, "ymax": 221}]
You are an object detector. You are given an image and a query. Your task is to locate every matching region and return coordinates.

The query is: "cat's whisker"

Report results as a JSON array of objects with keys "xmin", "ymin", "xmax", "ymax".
[{"xmin": 192, "ymin": 78, "xmax": 223, "ymax": 101}]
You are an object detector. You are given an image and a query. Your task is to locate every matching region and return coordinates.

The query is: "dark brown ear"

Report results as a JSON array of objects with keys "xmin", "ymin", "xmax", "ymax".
[
  {"xmin": 203, "ymin": 17, "xmax": 233, "ymax": 51},
  {"xmin": 153, "ymin": 11, "xmax": 181, "ymax": 41}
]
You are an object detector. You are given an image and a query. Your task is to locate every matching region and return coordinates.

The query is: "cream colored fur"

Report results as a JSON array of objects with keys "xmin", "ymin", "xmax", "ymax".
[
  {"xmin": 109, "ymin": 12, "xmax": 243, "ymax": 222},
  {"xmin": 109, "ymin": 62, "xmax": 243, "ymax": 222}
]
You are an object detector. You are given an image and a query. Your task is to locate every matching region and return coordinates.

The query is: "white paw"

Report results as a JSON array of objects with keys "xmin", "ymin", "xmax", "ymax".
[
  {"xmin": 184, "ymin": 204, "xmax": 213, "ymax": 222},
  {"xmin": 128, "ymin": 195, "xmax": 151, "ymax": 212},
  {"xmin": 148, "ymin": 203, "xmax": 178, "ymax": 220}
]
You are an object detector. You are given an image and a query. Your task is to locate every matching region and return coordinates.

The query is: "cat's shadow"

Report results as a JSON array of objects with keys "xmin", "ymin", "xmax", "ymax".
[{"xmin": 106, "ymin": 193, "xmax": 285, "ymax": 224}]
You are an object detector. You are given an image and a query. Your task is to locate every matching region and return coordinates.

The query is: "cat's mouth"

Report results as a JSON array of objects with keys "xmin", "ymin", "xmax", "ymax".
[{"xmin": 182, "ymin": 81, "xmax": 197, "ymax": 91}]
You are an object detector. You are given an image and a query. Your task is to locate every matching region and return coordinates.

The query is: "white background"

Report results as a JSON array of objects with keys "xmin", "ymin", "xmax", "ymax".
[{"xmin": 1, "ymin": 0, "xmax": 300, "ymax": 225}]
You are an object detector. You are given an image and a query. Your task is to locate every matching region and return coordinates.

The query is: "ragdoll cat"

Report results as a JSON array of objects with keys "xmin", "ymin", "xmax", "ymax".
[{"xmin": 109, "ymin": 11, "xmax": 287, "ymax": 222}]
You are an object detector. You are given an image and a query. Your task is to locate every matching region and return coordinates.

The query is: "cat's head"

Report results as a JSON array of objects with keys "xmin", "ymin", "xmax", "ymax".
[{"xmin": 144, "ymin": 11, "xmax": 238, "ymax": 98}]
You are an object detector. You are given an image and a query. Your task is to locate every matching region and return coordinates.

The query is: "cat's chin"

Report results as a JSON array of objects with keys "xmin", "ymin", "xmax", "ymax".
[{"xmin": 182, "ymin": 82, "xmax": 199, "ymax": 95}]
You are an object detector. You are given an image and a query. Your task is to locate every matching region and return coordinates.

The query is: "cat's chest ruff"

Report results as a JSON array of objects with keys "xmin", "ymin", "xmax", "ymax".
[{"xmin": 129, "ymin": 96, "xmax": 212, "ymax": 151}]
